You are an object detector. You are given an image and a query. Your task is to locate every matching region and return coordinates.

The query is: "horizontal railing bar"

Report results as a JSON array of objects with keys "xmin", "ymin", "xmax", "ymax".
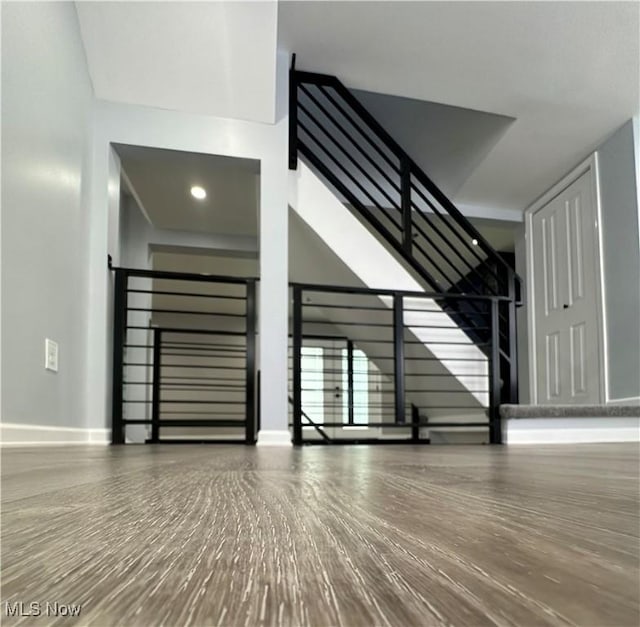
[
  {"xmin": 122, "ymin": 419, "xmax": 245, "ymax": 425},
  {"xmin": 161, "ymin": 342, "xmax": 245, "ymax": 349},
  {"xmin": 162, "ymin": 383, "xmax": 246, "ymax": 394},
  {"xmin": 158, "ymin": 411, "xmax": 245, "ymax": 416},
  {"xmin": 113, "ymin": 265, "xmax": 257, "ymax": 285},
  {"xmin": 291, "ymin": 282, "xmax": 512, "ymax": 300},
  {"xmin": 289, "ymin": 421, "xmax": 487, "ymax": 428},
  {"xmin": 160, "ymin": 365, "xmax": 246, "ymax": 370},
  {"xmin": 157, "ymin": 420, "xmax": 247, "ymax": 427},
  {"xmin": 160, "ymin": 400, "xmax": 245, "ymax": 405},
  {"xmin": 403, "ymin": 308, "xmax": 490, "ymax": 313},
  {"xmin": 128, "ymin": 307, "xmax": 246, "ymax": 318},
  {"xmin": 304, "ymin": 320, "xmax": 393, "ymax": 328},
  {"xmin": 161, "ymin": 352, "xmax": 245, "ymax": 359},
  {"xmin": 127, "ymin": 288, "xmax": 247, "ymax": 300},
  {"xmin": 297, "ymin": 388, "xmax": 488, "ymax": 394},
  {"xmin": 301, "ymin": 302, "xmax": 392, "ymax": 312},
  {"xmin": 143, "ymin": 327, "xmax": 247, "ymax": 337},
  {"xmin": 161, "ymin": 376, "xmax": 245, "ymax": 381},
  {"xmin": 404, "ymin": 389, "xmax": 488, "ymax": 393},
  {"xmin": 124, "ymin": 363, "xmax": 246, "ymax": 370},
  {"xmin": 155, "ymin": 439, "xmax": 247, "ymax": 444},
  {"xmin": 404, "ymin": 357, "xmax": 487, "ymax": 363}
]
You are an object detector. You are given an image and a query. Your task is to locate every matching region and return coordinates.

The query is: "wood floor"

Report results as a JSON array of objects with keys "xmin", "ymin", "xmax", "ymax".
[{"xmin": 1, "ymin": 443, "xmax": 638, "ymax": 626}]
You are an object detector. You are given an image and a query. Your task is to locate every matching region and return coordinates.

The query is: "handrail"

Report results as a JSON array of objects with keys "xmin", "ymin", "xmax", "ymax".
[{"xmin": 289, "ymin": 281, "xmax": 514, "ymax": 301}]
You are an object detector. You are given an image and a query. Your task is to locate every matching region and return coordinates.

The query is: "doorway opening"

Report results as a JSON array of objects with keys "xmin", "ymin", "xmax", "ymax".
[{"xmin": 111, "ymin": 144, "xmax": 260, "ymax": 443}]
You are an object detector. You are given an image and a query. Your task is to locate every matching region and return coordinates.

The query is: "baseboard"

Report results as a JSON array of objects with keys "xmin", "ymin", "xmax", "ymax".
[
  {"xmin": 504, "ymin": 417, "xmax": 640, "ymax": 444},
  {"xmin": 608, "ymin": 396, "xmax": 640, "ymax": 406},
  {"xmin": 0, "ymin": 423, "xmax": 110, "ymax": 446},
  {"xmin": 256, "ymin": 430, "xmax": 292, "ymax": 447}
]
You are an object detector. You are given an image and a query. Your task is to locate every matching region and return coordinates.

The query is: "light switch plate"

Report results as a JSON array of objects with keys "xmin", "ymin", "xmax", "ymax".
[{"xmin": 45, "ymin": 339, "xmax": 59, "ymax": 372}]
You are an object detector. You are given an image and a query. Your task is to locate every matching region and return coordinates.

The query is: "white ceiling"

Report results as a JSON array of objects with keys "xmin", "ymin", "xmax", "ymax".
[
  {"xmin": 76, "ymin": 1, "xmax": 639, "ymax": 212},
  {"xmin": 115, "ymin": 144, "xmax": 259, "ymax": 236},
  {"xmin": 75, "ymin": 1, "xmax": 278, "ymax": 123},
  {"xmin": 279, "ymin": 1, "xmax": 639, "ymax": 210}
]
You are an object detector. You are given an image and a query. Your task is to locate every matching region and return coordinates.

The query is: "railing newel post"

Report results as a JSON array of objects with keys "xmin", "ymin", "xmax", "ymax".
[
  {"xmin": 489, "ymin": 299, "xmax": 502, "ymax": 444},
  {"xmin": 150, "ymin": 328, "xmax": 162, "ymax": 443},
  {"xmin": 393, "ymin": 294, "xmax": 405, "ymax": 425},
  {"xmin": 111, "ymin": 268, "xmax": 128, "ymax": 445},
  {"xmin": 245, "ymin": 280, "xmax": 257, "ymax": 445},
  {"xmin": 292, "ymin": 286, "xmax": 303, "ymax": 446}
]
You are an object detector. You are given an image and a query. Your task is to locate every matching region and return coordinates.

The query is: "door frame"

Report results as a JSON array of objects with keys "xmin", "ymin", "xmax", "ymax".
[{"xmin": 524, "ymin": 154, "xmax": 607, "ymax": 405}]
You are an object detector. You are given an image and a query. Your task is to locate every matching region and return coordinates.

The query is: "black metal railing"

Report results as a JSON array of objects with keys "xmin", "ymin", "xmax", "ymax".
[
  {"xmin": 288, "ymin": 61, "xmax": 520, "ymax": 422},
  {"xmin": 111, "ymin": 267, "xmax": 257, "ymax": 444},
  {"xmin": 290, "ymin": 283, "xmax": 512, "ymax": 445}
]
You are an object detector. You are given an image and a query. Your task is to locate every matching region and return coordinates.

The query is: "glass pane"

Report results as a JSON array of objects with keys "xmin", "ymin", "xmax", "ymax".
[
  {"xmin": 301, "ymin": 347, "xmax": 324, "ymax": 422},
  {"xmin": 353, "ymin": 349, "xmax": 369, "ymax": 425}
]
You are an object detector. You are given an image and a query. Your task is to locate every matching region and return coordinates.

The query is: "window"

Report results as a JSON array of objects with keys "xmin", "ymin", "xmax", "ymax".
[{"xmin": 301, "ymin": 347, "xmax": 324, "ymax": 421}]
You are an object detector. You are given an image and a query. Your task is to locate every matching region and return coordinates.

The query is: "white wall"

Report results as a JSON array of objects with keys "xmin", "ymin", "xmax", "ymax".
[
  {"xmin": 597, "ymin": 120, "xmax": 640, "ymax": 404},
  {"xmin": 1, "ymin": 3, "xmax": 94, "ymax": 429}
]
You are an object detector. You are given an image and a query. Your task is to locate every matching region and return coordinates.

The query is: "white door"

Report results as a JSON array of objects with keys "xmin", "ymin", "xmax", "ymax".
[{"xmin": 532, "ymin": 170, "xmax": 601, "ymax": 404}]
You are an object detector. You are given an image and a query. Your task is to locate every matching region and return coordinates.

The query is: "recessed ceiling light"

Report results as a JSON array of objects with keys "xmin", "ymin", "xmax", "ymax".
[
  {"xmin": 190, "ymin": 185, "xmax": 207, "ymax": 200},
  {"xmin": 471, "ymin": 238, "xmax": 479, "ymax": 246}
]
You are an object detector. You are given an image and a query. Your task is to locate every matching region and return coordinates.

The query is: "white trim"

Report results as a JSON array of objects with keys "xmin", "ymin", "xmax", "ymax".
[
  {"xmin": 504, "ymin": 417, "xmax": 640, "ymax": 444},
  {"xmin": 524, "ymin": 154, "xmax": 606, "ymax": 404},
  {"xmin": 591, "ymin": 152, "xmax": 609, "ymax": 403},
  {"xmin": 256, "ymin": 430, "xmax": 292, "ymax": 447},
  {"xmin": 633, "ymin": 116, "xmax": 640, "ymax": 255},
  {"xmin": 0, "ymin": 423, "xmax": 110, "ymax": 446},
  {"xmin": 607, "ymin": 396, "xmax": 640, "ymax": 406}
]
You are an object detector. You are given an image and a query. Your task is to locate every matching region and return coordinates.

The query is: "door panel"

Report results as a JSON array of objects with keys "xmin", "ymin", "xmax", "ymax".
[
  {"xmin": 545, "ymin": 331, "xmax": 562, "ymax": 401},
  {"xmin": 532, "ymin": 170, "xmax": 600, "ymax": 404},
  {"xmin": 542, "ymin": 212, "xmax": 561, "ymax": 315},
  {"xmin": 570, "ymin": 322, "xmax": 587, "ymax": 397}
]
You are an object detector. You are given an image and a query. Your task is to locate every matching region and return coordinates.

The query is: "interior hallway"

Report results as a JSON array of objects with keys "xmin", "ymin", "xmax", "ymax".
[{"xmin": 1, "ymin": 443, "xmax": 638, "ymax": 626}]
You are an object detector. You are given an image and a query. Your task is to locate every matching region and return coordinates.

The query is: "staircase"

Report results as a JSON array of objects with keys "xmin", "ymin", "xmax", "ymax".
[{"xmin": 288, "ymin": 59, "xmax": 521, "ymax": 444}]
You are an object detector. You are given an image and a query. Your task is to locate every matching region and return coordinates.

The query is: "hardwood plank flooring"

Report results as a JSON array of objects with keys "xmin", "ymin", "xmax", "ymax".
[{"xmin": 1, "ymin": 443, "xmax": 638, "ymax": 626}]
